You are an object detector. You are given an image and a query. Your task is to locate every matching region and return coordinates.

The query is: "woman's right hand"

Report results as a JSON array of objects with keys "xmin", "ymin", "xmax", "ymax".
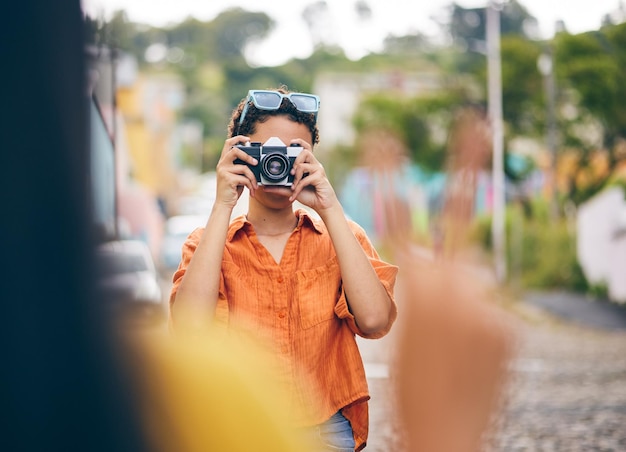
[{"xmin": 214, "ymin": 135, "xmax": 259, "ymax": 209}]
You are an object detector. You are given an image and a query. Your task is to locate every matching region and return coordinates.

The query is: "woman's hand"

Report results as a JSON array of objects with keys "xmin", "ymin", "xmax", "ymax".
[
  {"xmin": 214, "ymin": 135, "xmax": 259, "ymax": 209},
  {"xmin": 286, "ymin": 139, "xmax": 339, "ymax": 212}
]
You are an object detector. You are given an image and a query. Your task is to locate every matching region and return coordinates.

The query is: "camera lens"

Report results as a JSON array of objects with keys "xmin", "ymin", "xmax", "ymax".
[
  {"xmin": 267, "ymin": 160, "xmax": 283, "ymax": 175},
  {"xmin": 261, "ymin": 153, "xmax": 290, "ymax": 182}
]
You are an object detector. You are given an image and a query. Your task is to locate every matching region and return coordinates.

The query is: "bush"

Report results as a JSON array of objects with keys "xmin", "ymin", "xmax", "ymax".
[{"xmin": 470, "ymin": 199, "xmax": 589, "ymax": 292}]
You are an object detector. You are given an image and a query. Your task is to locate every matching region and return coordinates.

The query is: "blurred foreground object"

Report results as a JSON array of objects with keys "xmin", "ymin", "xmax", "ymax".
[
  {"xmin": 126, "ymin": 329, "xmax": 313, "ymax": 452},
  {"xmin": 392, "ymin": 255, "xmax": 515, "ymax": 451},
  {"xmin": 1, "ymin": 1, "xmax": 147, "ymax": 449},
  {"xmin": 363, "ymin": 112, "xmax": 516, "ymax": 451}
]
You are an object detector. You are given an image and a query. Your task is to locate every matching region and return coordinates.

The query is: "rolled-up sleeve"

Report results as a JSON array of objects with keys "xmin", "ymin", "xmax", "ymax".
[
  {"xmin": 334, "ymin": 222, "xmax": 399, "ymax": 339},
  {"xmin": 169, "ymin": 228, "xmax": 204, "ymax": 310}
]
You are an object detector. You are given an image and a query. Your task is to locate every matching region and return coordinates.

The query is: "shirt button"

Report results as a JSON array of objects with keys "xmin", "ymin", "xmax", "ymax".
[
  {"xmin": 277, "ymin": 276, "xmax": 284, "ymax": 283},
  {"xmin": 278, "ymin": 312, "xmax": 286, "ymax": 319}
]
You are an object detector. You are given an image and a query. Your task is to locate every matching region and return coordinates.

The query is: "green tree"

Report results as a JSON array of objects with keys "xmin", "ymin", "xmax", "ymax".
[
  {"xmin": 471, "ymin": 35, "xmax": 543, "ymax": 136},
  {"xmin": 353, "ymin": 90, "xmax": 474, "ymax": 172},
  {"xmin": 555, "ymin": 24, "xmax": 626, "ymax": 149},
  {"xmin": 85, "ymin": 9, "xmax": 142, "ymax": 53},
  {"xmin": 445, "ymin": 0, "xmax": 540, "ymax": 94},
  {"xmin": 447, "ymin": 0, "xmax": 538, "ymax": 48},
  {"xmin": 382, "ymin": 33, "xmax": 432, "ymax": 55},
  {"xmin": 166, "ymin": 17, "xmax": 216, "ymax": 63},
  {"xmin": 207, "ymin": 8, "xmax": 274, "ymax": 61},
  {"xmin": 550, "ymin": 23, "xmax": 626, "ymax": 204}
]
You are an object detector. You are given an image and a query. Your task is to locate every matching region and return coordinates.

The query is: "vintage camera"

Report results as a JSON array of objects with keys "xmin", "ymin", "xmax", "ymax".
[{"xmin": 234, "ymin": 137, "xmax": 303, "ymax": 186}]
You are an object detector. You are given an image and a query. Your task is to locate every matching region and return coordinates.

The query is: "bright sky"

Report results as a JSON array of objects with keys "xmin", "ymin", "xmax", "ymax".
[{"xmin": 84, "ymin": 0, "xmax": 624, "ymax": 66}]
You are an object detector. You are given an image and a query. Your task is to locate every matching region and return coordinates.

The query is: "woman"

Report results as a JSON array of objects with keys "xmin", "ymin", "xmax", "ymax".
[{"xmin": 170, "ymin": 87, "xmax": 398, "ymax": 451}]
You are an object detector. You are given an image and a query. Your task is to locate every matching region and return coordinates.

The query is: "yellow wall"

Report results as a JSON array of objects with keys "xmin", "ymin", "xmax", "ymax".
[{"xmin": 116, "ymin": 74, "xmax": 182, "ymax": 210}]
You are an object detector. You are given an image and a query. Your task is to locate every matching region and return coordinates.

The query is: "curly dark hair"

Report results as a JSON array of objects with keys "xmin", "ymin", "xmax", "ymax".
[{"xmin": 227, "ymin": 86, "xmax": 320, "ymax": 145}]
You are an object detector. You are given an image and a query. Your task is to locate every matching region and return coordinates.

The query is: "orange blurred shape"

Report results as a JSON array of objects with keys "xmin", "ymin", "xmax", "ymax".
[
  {"xmin": 393, "ymin": 256, "xmax": 516, "ymax": 452},
  {"xmin": 364, "ymin": 108, "xmax": 517, "ymax": 451}
]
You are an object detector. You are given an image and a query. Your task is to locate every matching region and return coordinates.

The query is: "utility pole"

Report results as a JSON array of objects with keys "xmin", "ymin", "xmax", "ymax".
[
  {"xmin": 486, "ymin": 1, "xmax": 507, "ymax": 283},
  {"xmin": 537, "ymin": 47, "xmax": 559, "ymax": 220}
]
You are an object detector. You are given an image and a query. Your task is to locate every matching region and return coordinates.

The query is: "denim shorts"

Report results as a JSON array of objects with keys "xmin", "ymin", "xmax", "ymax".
[{"xmin": 314, "ymin": 411, "xmax": 355, "ymax": 452}]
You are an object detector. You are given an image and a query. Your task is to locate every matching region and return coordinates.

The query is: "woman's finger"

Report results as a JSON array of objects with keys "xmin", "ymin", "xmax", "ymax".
[
  {"xmin": 289, "ymin": 138, "xmax": 312, "ymax": 151},
  {"xmin": 290, "ymin": 160, "xmax": 321, "ymax": 190},
  {"xmin": 220, "ymin": 135, "xmax": 250, "ymax": 157}
]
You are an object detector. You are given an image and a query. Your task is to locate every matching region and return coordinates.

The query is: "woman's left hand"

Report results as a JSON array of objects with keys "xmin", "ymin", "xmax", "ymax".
[{"xmin": 287, "ymin": 139, "xmax": 338, "ymax": 212}]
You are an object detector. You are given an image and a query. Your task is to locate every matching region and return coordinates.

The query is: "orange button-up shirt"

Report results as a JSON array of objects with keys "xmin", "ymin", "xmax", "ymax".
[{"xmin": 170, "ymin": 209, "xmax": 398, "ymax": 451}]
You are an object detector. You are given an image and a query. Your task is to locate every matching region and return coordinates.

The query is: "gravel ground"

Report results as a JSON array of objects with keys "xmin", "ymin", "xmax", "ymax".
[
  {"xmin": 360, "ymin": 299, "xmax": 626, "ymax": 452},
  {"xmin": 485, "ymin": 309, "xmax": 626, "ymax": 452}
]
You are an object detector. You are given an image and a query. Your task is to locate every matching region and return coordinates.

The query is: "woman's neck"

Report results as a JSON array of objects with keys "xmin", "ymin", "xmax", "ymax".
[{"xmin": 246, "ymin": 202, "xmax": 297, "ymax": 236}]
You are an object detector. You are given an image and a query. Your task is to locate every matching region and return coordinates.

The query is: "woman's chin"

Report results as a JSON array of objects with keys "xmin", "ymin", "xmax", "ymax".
[
  {"xmin": 261, "ymin": 185, "xmax": 293, "ymax": 198},
  {"xmin": 255, "ymin": 186, "xmax": 294, "ymax": 207}
]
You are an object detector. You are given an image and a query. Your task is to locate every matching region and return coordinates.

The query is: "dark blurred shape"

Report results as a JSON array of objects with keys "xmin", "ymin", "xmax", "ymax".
[
  {"xmin": 354, "ymin": 0, "xmax": 372, "ymax": 21},
  {"xmin": 0, "ymin": 1, "xmax": 146, "ymax": 450},
  {"xmin": 96, "ymin": 240, "xmax": 165, "ymax": 325}
]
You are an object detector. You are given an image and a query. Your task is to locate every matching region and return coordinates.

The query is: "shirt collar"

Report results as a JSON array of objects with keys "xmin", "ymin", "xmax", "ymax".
[{"xmin": 227, "ymin": 208, "xmax": 323, "ymax": 242}]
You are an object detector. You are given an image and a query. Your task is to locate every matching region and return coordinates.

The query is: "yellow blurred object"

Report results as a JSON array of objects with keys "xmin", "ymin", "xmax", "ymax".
[{"xmin": 127, "ymin": 328, "xmax": 314, "ymax": 452}]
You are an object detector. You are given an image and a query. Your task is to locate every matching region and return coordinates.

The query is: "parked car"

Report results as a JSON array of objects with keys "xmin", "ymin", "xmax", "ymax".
[
  {"xmin": 95, "ymin": 239, "xmax": 164, "ymax": 325},
  {"xmin": 160, "ymin": 214, "xmax": 207, "ymax": 272}
]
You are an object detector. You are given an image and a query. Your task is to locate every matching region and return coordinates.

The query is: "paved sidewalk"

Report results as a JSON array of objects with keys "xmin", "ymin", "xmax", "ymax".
[
  {"xmin": 357, "ymin": 331, "xmax": 401, "ymax": 451},
  {"xmin": 524, "ymin": 290, "xmax": 626, "ymax": 331},
  {"xmin": 359, "ymin": 291, "xmax": 626, "ymax": 451}
]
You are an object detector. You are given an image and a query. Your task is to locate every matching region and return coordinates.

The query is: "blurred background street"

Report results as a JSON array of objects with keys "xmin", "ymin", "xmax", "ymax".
[
  {"xmin": 85, "ymin": 0, "xmax": 626, "ymax": 448},
  {"xmin": 5, "ymin": 0, "xmax": 626, "ymax": 450},
  {"xmin": 86, "ymin": 0, "xmax": 626, "ymax": 449}
]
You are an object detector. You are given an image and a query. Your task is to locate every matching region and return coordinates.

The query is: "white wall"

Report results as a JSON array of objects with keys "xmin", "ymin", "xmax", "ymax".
[
  {"xmin": 608, "ymin": 208, "xmax": 626, "ymax": 303},
  {"xmin": 577, "ymin": 186, "xmax": 626, "ymax": 303}
]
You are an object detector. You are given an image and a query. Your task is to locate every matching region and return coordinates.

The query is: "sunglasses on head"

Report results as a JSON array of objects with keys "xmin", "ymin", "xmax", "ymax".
[{"xmin": 239, "ymin": 90, "xmax": 320, "ymax": 125}]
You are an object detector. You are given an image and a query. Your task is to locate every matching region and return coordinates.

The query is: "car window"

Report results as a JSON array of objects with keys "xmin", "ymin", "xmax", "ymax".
[
  {"xmin": 90, "ymin": 97, "xmax": 116, "ymax": 239},
  {"xmin": 98, "ymin": 253, "xmax": 149, "ymax": 275}
]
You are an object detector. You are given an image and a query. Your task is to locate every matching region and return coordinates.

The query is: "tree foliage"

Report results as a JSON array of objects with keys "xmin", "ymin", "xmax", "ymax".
[
  {"xmin": 90, "ymin": 8, "xmax": 273, "ymax": 67},
  {"xmin": 383, "ymin": 33, "xmax": 432, "ymax": 55},
  {"xmin": 549, "ymin": 22, "xmax": 626, "ymax": 204},
  {"xmin": 208, "ymin": 8, "xmax": 274, "ymax": 61},
  {"xmin": 448, "ymin": 0, "xmax": 538, "ymax": 48},
  {"xmin": 555, "ymin": 24, "xmax": 626, "ymax": 149},
  {"xmin": 470, "ymin": 35, "xmax": 543, "ymax": 136},
  {"xmin": 352, "ymin": 90, "xmax": 475, "ymax": 172}
]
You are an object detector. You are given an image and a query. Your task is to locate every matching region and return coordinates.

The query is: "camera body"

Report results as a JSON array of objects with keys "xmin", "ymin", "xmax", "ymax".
[{"xmin": 234, "ymin": 137, "xmax": 303, "ymax": 186}]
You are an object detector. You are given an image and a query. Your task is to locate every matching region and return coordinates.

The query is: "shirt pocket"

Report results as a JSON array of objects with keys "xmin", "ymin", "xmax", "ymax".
[{"xmin": 296, "ymin": 257, "xmax": 342, "ymax": 330}]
